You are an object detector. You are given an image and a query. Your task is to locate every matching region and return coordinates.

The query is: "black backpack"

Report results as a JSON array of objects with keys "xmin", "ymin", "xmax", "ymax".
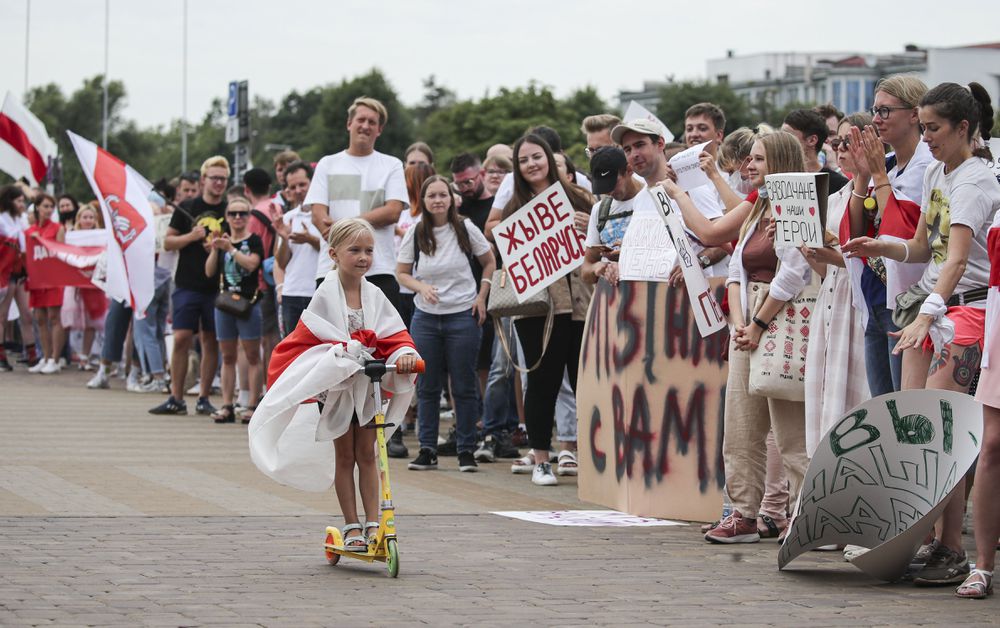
[{"xmin": 596, "ymin": 196, "xmax": 631, "ymax": 233}]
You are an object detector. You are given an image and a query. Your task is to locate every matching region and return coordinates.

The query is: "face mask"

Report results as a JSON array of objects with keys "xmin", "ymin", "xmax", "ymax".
[{"xmin": 758, "ymin": 185, "xmax": 769, "ymax": 199}]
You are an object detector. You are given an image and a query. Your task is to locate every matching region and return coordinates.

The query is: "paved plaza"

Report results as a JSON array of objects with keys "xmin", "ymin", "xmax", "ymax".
[{"xmin": 0, "ymin": 370, "xmax": 996, "ymax": 626}]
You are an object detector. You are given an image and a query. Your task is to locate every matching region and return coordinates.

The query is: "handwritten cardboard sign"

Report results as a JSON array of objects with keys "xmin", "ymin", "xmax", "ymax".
[
  {"xmin": 668, "ymin": 141, "xmax": 712, "ymax": 191},
  {"xmin": 764, "ymin": 172, "xmax": 829, "ymax": 249},
  {"xmin": 577, "ymin": 279, "xmax": 729, "ymax": 523},
  {"xmin": 618, "ymin": 214, "xmax": 677, "ymax": 283},
  {"xmin": 778, "ymin": 390, "xmax": 982, "ymax": 581},
  {"xmin": 624, "ymin": 101, "xmax": 674, "ymax": 143},
  {"xmin": 491, "ymin": 181, "xmax": 586, "ymax": 303},
  {"xmin": 647, "ymin": 186, "xmax": 726, "ymax": 337}
]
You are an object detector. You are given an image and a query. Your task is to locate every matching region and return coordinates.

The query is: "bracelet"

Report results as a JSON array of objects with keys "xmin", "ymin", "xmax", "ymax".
[
  {"xmin": 873, "ymin": 182, "xmax": 892, "ymax": 192},
  {"xmin": 481, "ymin": 278, "xmax": 493, "ymax": 286},
  {"xmin": 900, "ymin": 241, "xmax": 910, "ymax": 263},
  {"xmin": 851, "ymin": 190, "xmax": 868, "ymax": 200},
  {"xmin": 751, "ymin": 316, "xmax": 770, "ymax": 331}
]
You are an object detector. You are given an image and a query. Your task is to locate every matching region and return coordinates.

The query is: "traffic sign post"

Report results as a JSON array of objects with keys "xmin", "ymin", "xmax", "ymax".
[{"xmin": 226, "ymin": 79, "xmax": 250, "ymax": 179}]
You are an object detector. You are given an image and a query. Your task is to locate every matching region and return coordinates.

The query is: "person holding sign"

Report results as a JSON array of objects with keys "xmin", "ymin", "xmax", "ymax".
[
  {"xmin": 396, "ymin": 176, "xmax": 495, "ymax": 473},
  {"xmin": 496, "ymin": 134, "xmax": 594, "ymax": 487},
  {"xmin": 844, "ymin": 82, "xmax": 1000, "ymax": 585},
  {"xmin": 666, "ymin": 132, "xmax": 814, "ymax": 544},
  {"xmin": 581, "ymin": 147, "xmax": 642, "ymax": 286}
]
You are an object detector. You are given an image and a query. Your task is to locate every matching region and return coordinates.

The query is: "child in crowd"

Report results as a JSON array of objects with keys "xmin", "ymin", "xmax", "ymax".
[{"xmin": 61, "ymin": 205, "xmax": 108, "ymax": 368}]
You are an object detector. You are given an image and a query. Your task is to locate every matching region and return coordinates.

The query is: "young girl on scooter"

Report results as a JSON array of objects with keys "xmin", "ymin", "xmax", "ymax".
[{"xmin": 250, "ymin": 218, "xmax": 419, "ymax": 550}]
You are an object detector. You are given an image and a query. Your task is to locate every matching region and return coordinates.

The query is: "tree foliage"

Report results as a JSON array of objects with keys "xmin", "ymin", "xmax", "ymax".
[{"xmin": 656, "ymin": 80, "xmax": 756, "ymax": 137}]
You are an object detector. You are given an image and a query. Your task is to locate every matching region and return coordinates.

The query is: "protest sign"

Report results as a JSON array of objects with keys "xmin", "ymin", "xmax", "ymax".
[
  {"xmin": 668, "ymin": 141, "xmax": 713, "ymax": 191},
  {"xmin": 647, "ymin": 186, "xmax": 726, "ymax": 337},
  {"xmin": 778, "ymin": 390, "xmax": 982, "ymax": 581},
  {"xmin": 577, "ymin": 279, "xmax": 729, "ymax": 522},
  {"xmin": 764, "ymin": 172, "xmax": 829, "ymax": 249},
  {"xmin": 623, "ymin": 101, "xmax": 674, "ymax": 142},
  {"xmin": 24, "ymin": 236, "xmax": 106, "ymax": 289},
  {"xmin": 491, "ymin": 181, "xmax": 586, "ymax": 303},
  {"xmin": 618, "ymin": 214, "xmax": 677, "ymax": 283}
]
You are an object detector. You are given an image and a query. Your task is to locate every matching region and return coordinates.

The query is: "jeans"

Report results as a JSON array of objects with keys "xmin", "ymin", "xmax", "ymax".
[
  {"xmin": 411, "ymin": 308, "xmax": 482, "ymax": 454},
  {"xmin": 134, "ymin": 280, "xmax": 171, "ymax": 376},
  {"xmin": 483, "ymin": 317, "xmax": 519, "ymax": 436},
  {"xmin": 555, "ymin": 371, "xmax": 577, "ymax": 442},
  {"xmin": 101, "ymin": 299, "xmax": 132, "ymax": 363},
  {"xmin": 281, "ymin": 295, "xmax": 311, "ymax": 337},
  {"xmin": 864, "ymin": 304, "xmax": 902, "ymax": 396}
]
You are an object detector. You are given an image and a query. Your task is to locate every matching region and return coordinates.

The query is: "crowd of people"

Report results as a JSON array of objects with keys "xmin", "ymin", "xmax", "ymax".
[{"xmin": 2, "ymin": 77, "xmax": 999, "ymax": 598}]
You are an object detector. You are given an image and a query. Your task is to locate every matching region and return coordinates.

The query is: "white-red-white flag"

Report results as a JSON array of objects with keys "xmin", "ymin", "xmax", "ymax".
[
  {"xmin": 67, "ymin": 131, "xmax": 155, "ymax": 317},
  {"xmin": 0, "ymin": 92, "xmax": 58, "ymax": 186}
]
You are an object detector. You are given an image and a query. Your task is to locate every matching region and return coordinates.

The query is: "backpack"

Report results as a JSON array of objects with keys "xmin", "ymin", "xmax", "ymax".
[
  {"xmin": 250, "ymin": 207, "xmax": 277, "ymax": 287},
  {"xmin": 596, "ymin": 196, "xmax": 631, "ymax": 233}
]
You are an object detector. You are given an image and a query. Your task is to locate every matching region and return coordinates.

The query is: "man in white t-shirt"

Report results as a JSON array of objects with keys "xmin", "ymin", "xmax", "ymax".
[
  {"xmin": 305, "ymin": 96, "xmax": 408, "ymax": 311},
  {"xmin": 275, "ymin": 161, "xmax": 321, "ymax": 335}
]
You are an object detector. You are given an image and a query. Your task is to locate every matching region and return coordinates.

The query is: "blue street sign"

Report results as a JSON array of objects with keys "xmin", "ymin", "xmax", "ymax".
[{"xmin": 227, "ymin": 81, "xmax": 238, "ymax": 118}]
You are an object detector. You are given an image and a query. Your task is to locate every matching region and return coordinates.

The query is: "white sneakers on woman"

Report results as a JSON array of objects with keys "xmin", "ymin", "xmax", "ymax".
[
  {"xmin": 531, "ymin": 462, "xmax": 558, "ymax": 486},
  {"xmin": 30, "ymin": 358, "xmax": 61, "ymax": 374}
]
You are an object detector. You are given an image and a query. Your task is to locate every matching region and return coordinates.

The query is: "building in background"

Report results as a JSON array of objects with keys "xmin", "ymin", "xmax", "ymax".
[{"xmin": 620, "ymin": 43, "xmax": 1000, "ymax": 117}]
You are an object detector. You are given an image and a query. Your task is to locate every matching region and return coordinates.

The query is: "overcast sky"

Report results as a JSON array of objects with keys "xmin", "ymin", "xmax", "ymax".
[{"xmin": 2, "ymin": 0, "xmax": 997, "ymax": 129}]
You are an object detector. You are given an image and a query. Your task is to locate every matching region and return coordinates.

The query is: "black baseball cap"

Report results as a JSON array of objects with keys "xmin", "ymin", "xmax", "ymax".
[{"xmin": 589, "ymin": 146, "xmax": 627, "ymax": 195}]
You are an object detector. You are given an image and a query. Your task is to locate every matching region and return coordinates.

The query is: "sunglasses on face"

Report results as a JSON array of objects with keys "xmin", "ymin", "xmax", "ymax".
[
  {"xmin": 227, "ymin": 211, "xmax": 249, "ymax": 218},
  {"xmin": 828, "ymin": 137, "xmax": 851, "ymax": 151}
]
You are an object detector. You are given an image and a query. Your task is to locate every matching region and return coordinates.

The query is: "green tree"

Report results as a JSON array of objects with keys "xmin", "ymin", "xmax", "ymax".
[{"xmin": 655, "ymin": 80, "xmax": 754, "ymax": 138}]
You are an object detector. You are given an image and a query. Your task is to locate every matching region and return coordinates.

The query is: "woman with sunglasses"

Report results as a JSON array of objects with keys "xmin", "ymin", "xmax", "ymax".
[
  {"xmin": 845, "ymin": 75, "xmax": 933, "ymax": 397},
  {"xmin": 205, "ymin": 197, "xmax": 264, "ymax": 424}
]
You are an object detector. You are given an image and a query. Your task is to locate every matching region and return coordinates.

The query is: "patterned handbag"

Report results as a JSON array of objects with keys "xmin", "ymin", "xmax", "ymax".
[
  {"xmin": 748, "ymin": 278, "xmax": 819, "ymax": 402},
  {"xmin": 486, "ymin": 269, "xmax": 553, "ymax": 373}
]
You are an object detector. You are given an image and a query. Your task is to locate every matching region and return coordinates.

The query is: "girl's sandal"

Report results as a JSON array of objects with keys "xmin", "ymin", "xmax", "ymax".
[
  {"xmin": 212, "ymin": 404, "xmax": 236, "ymax": 424},
  {"xmin": 238, "ymin": 406, "xmax": 256, "ymax": 425},
  {"xmin": 342, "ymin": 523, "xmax": 368, "ymax": 550},
  {"xmin": 955, "ymin": 569, "xmax": 993, "ymax": 599},
  {"xmin": 364, "ymin": 521, "xmax": 380, "ymax": 544}
]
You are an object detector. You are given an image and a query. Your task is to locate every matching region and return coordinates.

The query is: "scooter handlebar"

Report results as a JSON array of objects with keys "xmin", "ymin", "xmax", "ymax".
[{"xmin": 385, "ymin": 358, "xmax": 425, "ymax": 374}]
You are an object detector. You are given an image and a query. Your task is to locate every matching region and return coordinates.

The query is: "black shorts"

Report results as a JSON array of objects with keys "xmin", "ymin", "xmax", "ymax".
[{"xmin": 259, "ymin": 289, "xmax": 278, "ymax": 336}]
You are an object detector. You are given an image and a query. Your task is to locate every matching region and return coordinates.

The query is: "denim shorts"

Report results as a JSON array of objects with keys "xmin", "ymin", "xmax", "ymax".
[{"xmin": 214, "ymin": 303, "xmax": 262, "ymax": 341}]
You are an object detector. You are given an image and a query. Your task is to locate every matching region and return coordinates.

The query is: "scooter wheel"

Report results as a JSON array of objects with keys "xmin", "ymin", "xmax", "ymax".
[
  {"xmin": 325, "ymin": 531, "xmax": 341, "ymax": 565},
  {"xmin": 386, "ymin": 539, "xmax": 399, "ymax": 578}
]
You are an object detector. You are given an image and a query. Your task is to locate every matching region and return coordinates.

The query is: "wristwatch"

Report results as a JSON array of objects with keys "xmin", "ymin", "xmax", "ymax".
[{"xmin": 698, "ymin": 254, "xmax": 712, "ymax": 268}]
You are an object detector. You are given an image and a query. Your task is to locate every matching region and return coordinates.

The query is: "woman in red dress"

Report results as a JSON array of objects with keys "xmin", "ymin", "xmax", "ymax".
[{"xmin": 24, "ymin": 193, "xmax": 66, "ymax": 374}]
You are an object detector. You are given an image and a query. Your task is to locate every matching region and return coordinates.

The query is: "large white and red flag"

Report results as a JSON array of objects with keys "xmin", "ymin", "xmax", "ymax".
[
  {"xmin": 67, "ymin": 131, "xmax": 155, "ymax": 316},
  {"xmin": 0, "ymin": 92, "xmax": 58, "ymax": 186}
]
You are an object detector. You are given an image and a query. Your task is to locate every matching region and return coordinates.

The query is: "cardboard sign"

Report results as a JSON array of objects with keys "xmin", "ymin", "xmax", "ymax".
[
  {"xmin": 623, "ymin": 101, "xmax": 674, "ymax": 143},
  {"xmin": 765, "ymin": 173, "xmax": 829, "ymax": 249},
  {"xmin": 492, "ymin": 510, "xmax": 685, "ymax": 527},
  {"xmin": 618, "ymin": 214, "xmax": 677, "ymax": 283},
  {"xmin": 668, "ymin": 141, "xmax": 712, "ymax": 191},
  {"xmin": 491, "ymin": 181, "xmax": 586, "ymax": 303},
  {"xmin": 647, "ymin": 186, "xmax": 726, "ymax": 337},
  {"xmin": 577, "ymin": 279, "xmax": 729, "ymax": 523},
  {"xmin": 778, "ymin": 390, "xmax": 982, "ymax": 581}
]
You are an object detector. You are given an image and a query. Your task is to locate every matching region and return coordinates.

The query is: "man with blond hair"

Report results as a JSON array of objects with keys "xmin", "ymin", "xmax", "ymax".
[
  {"xmin": 306, "ymin": 96, "xmax": 408, "ymax": 309},
  {"xmin": 580, "ymin": 113, "xmax": 621, "ymax": 159},
  {"xmin": 150, "ymin": 155, "xmax": 230, "ymax": 416}
]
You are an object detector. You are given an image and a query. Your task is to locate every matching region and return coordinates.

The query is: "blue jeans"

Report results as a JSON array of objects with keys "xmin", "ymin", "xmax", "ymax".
[
  {"xmin": 101, "ymin": 299, "xmax": 132, "ymax": 363},
  {"xmin": 864, "ymin": 304, "xmax": 902, "ymax": 396},
  {"xmin": 483, "ymin": 316, "xmax": 519, "ymax": 436},
  {"xmin": 281, "ymin": 295, "xmax": 311, "ymax": 337},
  {"xmin": 134, "ymin": 280, "xmax": 170, "ymax": 376},
  {"xmin": 411, "ymin": 308, "xmax": 482, "ymax": 454}
]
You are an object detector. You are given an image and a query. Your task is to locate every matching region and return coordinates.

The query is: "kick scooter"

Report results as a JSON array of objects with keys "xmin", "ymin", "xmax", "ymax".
[{"xmin": 324, "ymin": 357, "xmax": 423, "ymax": 578}]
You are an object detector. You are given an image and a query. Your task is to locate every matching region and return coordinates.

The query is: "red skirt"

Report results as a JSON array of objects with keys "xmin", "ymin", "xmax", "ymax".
[{"xmin": 29, "ymin": 287, "xmax": 64, "ymax": 309}]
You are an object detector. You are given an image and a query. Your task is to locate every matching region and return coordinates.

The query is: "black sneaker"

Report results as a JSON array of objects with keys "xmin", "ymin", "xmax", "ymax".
[
  {"xmin": 493, "ymin": 430, "xmax": 521, "ymax": 458},
  {"xmin": 0, "ymin": 358, "xmax": 12, "ymax": 372},
  {"xmin": 408, "ymin": 448, "xmax": 438, "ymax": 470},
  {"xmin": 195, "ymin": 397, "xmax": 217, "ymax": 416},
  {"xmin": 387, "ymin": 430, "xmax": 408, "ymax": 458},
  {"xmin": 437, "ymin": 427, "xmax": 457, "ymax": 456},
  {"xmin": 458, "ymin": 451, "xmax": 478, "ymax": 472},
  {"xmin": 149, "ymin": 396, "xmax": 188, "ymax": 415},
  {"xmin": 913, "ymin": 545, "xmax": 970, "ymax": 586}
]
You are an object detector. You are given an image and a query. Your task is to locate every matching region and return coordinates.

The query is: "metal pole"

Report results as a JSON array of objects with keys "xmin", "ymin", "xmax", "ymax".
[
  {"xmin": 180, "ymin": 0, "xmax": 188, "ymax": 172},
  {"xmin": 102, "ymin": 0, "xmax": 109, "ymax": 149},
  {"xmin": 24, "ymin": 0, "xmax": 30, "ymax": 94}
]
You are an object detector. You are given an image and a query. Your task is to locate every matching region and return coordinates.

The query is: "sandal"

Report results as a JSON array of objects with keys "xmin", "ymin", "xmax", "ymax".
[
  {"xmin": 511, "ymin": 452, "xmax": 535, "ymax": 474},
  {"xmin": 956, "ymin": 569, "xmax": 993, "ymax": 599},
  {"xmin": 342, "ymin": 523, "xmax": 367, "ymax": 550},
  {"xmin": 758, "ymin": 514, "xmax": 787, "ymax": 539},
  {"xmin": 557, "ymin": 450, "xmax": 578, "ymax": 476},
  {"xmin": 238, "ymin": 405, "xmax": 256, "ymax": 425},
  {"xmin": 364, "ymin": 521, "xmax": 380, "ymax": 543},
  {"xmin": 211, "ymin": 404, "xmax": 236, "ymax": 424}
]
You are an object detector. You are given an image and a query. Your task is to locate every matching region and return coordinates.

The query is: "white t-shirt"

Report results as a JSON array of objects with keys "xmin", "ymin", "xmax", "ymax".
[
  {"xmin": 917, "ymin": 157, "xmax": 1000, "ymax": 300},
  {"xmin": 585, "ymin": 192, "xmax": 641, "ymax": 253},
  {"xmin": 395, "ymin": 211, "xmax": 420, "ymax": 295},
  {"xmin": 283, "ymin": 204, "xmax": 323, "ymax": 298},
  {"xmin": 397, "ymin": 218, "xmax": 491, "ymax": 315},
  {"xmin": 492, "ymin": 171, "xmax": 592, "ymax": 214},
  {"xmin": 304, "ymin": 150, "xmax": 408, "ymax": 279},
  {"xmin": 0, "ymin": 213, "xmax": 26, "ymax": 250}
]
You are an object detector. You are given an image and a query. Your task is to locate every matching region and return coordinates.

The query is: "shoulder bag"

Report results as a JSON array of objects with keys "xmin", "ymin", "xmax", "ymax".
[{"xmin": 486, "ymin": 268, "xmax": 553, "ymax": 373}]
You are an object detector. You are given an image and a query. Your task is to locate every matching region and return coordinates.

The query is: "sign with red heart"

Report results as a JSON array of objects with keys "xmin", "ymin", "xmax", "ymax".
[{"xmin": 763, "ymin": 172, "xmax": 829, "ymax": 249}]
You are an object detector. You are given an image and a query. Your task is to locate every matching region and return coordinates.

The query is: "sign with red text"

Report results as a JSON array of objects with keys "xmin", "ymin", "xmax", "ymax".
[
  {"xmin": 491, "ymin": 182, "xmax": 586, "ymax": 303},
  {"xmin": 647, "ymin": 186, "xmax": 726, "ymax": 337},
  {"xmin": 765, "ymin": 172, "xmax": 829, "ymax": 249},
  {"xmin": 24, "ymin": 236, "xmax": 105, "ymax": 289}
]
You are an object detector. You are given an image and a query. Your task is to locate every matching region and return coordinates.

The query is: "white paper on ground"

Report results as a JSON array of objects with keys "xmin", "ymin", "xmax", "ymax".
[
  {"xmin": 492, "ymin": 510, "xmax": 686, "ymax": 527},
  {"xmin": 778, "ymin": 390, "xmax": 982, "ymax": 581}
]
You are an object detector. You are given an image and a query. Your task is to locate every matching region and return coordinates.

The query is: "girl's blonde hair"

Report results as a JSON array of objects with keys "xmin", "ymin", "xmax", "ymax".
[
  {"xmin": 738, "ymin": 131, "xmax": 807, "ymax": 241},
  {"xmin": 327, "ymin": 218, "xmax": 375, "ymax": 268},
  {"xmin": 74, "ymin": 204, "xmax": 104, "ymax": 229},
  {"xmin": 718, "ymin": 124, "xmax": 774, "ymax": 172}
]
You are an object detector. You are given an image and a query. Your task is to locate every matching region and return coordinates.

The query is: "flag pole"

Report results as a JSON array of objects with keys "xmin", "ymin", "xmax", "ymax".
[
  {"xmin": 102, "ymin": 0, "xmax": 109, "ymax": 149},
  {"xmin": 181, "ymin": 0, "xmax": 188, "ymax": 172},
  {"xmin": 24, "ymin": 0, "xmax": 30, "ymax": 94}
]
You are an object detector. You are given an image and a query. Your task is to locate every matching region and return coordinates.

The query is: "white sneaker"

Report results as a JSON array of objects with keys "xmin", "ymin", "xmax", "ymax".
[
  {"xmin": 86, "ymin": 370, "xmax": 110, "ymax": 389},
  {"xmin": 186, "ymin": 381, "xmax": 201, "ymax": 396},
  {"xmin": 136, "ymin": 378, "xmax": 166, "ymax": 393},
  {"xmin": 57, "ymin": 357, "xmax": 68, "ymax": 369},
  {"xmin": 531, "ymin": 462, "xmax": 558, "ymax": 486},
  {"xmin": 28, "ymin": 359, "xmax": 46, "ymax": 374},
  {"xmin": 126, "ymin": 371, "xmax": 142, "ymax": 392},
  {"xmin": 40, "ymin": 359, "xmax": 60, "ymax": 374}
]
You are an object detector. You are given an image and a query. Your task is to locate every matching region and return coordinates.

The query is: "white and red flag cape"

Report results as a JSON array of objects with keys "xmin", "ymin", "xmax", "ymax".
[
  {"xmin": 0, "ymin": 92, "xmax": 57, "ymax": 187},
  {"xmin": 983, "ymin": 214, "xmax": 1000, "ymax": 368},
  {"xmin": 67, "ymin": 131, "xmax": 155, "ymax": 316},
  {"xmin": 249, "ymin": 270, "xmax": 418, "ymax": 491}
]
